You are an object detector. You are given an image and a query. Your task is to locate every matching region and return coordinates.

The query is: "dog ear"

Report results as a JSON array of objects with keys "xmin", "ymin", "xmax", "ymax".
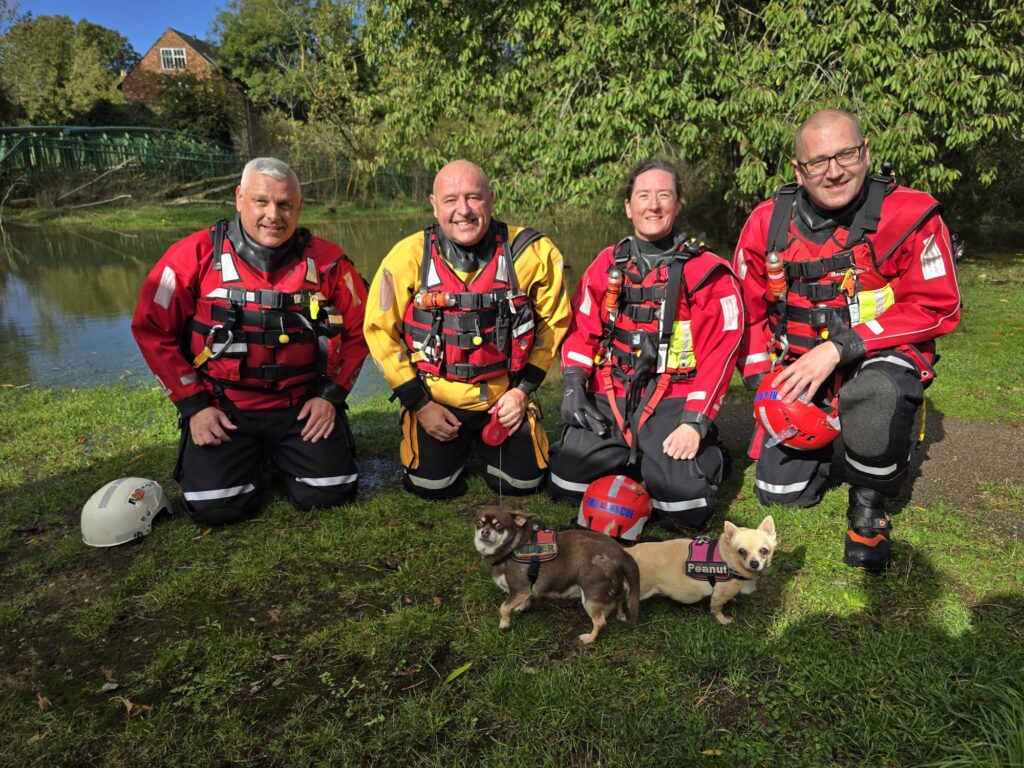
[
  {"xmin": 758, "ymin": 515, "xmax": 776, "ymax": 538},
  {"xmin": 721, "ymin": 520, "xmax": 737, "ymax": 543},
  {"xmin": 513, "ymin": 513, "xmax": 534, "ymax": 528}
]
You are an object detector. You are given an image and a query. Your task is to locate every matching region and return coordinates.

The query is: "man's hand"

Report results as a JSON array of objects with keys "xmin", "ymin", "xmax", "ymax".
[
  {"xmin": 663, "ymin": 423, "xmax": 701, "ymax": 460},
  {"xmin": 492, "ymin": 387, "xmax": 528, "ymax": 433},
  {"xmin": 416, "ymin": 401, "xmax": 462, "ymax": 441},
  {"xmin": 189, "ymin": 406, "xmax": 237, "ymax": 446},
  {"xmin": 772, "ymin": 341, "xmax": 841, "ymax": 403},
  {"xmin": 299, "ymin": 396, "xmax": 336, "ymax": 443}
]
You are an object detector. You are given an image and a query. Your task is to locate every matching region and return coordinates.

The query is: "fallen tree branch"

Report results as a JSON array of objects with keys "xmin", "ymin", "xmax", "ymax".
[
  {"xmin": 55, "ymin": 159, "xmax": 134, "ymax": 203},
  {"xmin": 65, "ymin": 194, "xmax": 132, "ymax": 210}
]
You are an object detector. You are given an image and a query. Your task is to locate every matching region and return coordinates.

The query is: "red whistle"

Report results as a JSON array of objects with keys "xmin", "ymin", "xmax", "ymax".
[{"xmin": 481, "ymin": 409, "xmax": 511, "ymax": 446}]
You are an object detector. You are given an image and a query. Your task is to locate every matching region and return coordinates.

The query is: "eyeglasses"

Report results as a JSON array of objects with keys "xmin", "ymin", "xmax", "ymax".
[{"xmin": 797, "ymin": 144, "xmax": 865, "ymax": 177}]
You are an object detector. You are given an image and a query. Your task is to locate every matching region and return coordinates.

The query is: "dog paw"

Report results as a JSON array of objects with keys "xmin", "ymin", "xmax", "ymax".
[
  {"xmin": 578, "ymin": 632, "xmax": 596, "ymax": 644},
  {"xmin": 499, "ymin": 619, "xmax": 511, "ymax": 630},
  {"xmin": 713, "ymin": 613, "xmax": 733, "ymax": 626}
]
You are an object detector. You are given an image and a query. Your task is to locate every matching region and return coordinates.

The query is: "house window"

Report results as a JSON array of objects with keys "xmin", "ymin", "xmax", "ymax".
[{"xmin": 160, "ymin": 48, "xmax": 187, "ymax": 71}]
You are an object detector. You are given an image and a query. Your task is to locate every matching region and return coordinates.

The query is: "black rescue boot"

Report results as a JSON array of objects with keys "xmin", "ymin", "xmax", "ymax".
[{"xmin": 843, "ymin": 487, "xmax": 892, "ymax": 573}]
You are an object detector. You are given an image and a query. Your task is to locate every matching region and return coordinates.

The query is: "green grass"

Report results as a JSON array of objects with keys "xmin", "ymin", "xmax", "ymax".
[
  {"xmin": 1, "ymin": 253, "xmax": 1022, "ymax": 766},
  {"xmin": 7, "ymin": 200, "xmax": 429, "ymax": 230}
]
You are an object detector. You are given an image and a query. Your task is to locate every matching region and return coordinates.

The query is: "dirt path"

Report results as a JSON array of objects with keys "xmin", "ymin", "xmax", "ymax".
[{"xmin": 717, "ymin": 411, "xmax": 1024, "ymax": 537}]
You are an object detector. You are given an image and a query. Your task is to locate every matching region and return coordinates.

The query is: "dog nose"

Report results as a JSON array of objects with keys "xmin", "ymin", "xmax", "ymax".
[{"xmin": 749, "ymin": 559, "xmax": 760, "ymax": 570}]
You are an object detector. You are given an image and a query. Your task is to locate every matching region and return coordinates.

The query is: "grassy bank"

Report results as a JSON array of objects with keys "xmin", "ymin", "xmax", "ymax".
[
  {"xmin": 5, "ymin": 200, "xmax": 429, "ymax": 230},
  {"xmin": 1, "ymin": 256, "xmax": 1022, "ymax": 766}
]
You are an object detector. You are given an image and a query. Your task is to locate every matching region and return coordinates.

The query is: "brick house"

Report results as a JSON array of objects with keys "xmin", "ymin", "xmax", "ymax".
[{"xmin": 120, "ymin": 28, "xmax": 254, "ymax": 153}]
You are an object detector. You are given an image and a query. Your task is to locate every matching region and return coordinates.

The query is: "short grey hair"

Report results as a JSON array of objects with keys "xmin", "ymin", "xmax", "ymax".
[{"xmin": 240, "ymin": 157, "xmax": 301, "ymax": 195}]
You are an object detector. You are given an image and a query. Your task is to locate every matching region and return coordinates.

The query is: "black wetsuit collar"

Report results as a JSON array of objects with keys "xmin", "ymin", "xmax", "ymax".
[
  {"xmin": 438, "ymin": 221, "xmax": 498, "ymax": 273},
  {"xmin": 630, "ymin": 229, "xmax": 688, "ymax": 275},
  {"xmin": 227, "ymin": 216, "xmax": 302, "ymax": 273},
  {"xmin": 794, "ymin": 182, "xmax": 869, "ymax": 241}
]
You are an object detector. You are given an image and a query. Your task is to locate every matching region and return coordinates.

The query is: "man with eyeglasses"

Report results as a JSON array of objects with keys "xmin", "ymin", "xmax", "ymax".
[{"xmin": 732, "ymin": 109, "xmax": 962, "ymax": 573}]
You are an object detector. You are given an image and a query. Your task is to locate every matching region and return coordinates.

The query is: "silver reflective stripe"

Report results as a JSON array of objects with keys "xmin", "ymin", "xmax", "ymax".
[
  {"xmin": 608, "ymin": 475, "xmax": 624, "ymax": 498},
  {"xmin": 98, "ymin": 478, "xmax": 127, "ymax": 508},
  {"xmin": 755, "ymin": 478, "xmax": 811, "ymax": 495},
  {"xmin": 179, "ymin": 374, "xmax": 198, "ymax": 385},
  {"xmin": 548, "ymin": 472, "xmax": 590, "ymax": 493},
  {"xmin": 860, "ymin": 355, "xmax": 916, "ymax": 371},
  {"xmin": 305, "ymin": 256, "xmax": 317, "ymax": 284},
  {"xmin": 845, "ymin": 456, "xmax": 898, "ymax": 477},
  {"xmin": 212, "ymin": 343, "xmax": 247, "ymax": 355},
  {"xmin": 566, "ymin": 351, "xmax": 593, "ymax": 368},
  {"xmin": 512, "ymin": 317, "xmax": 535, "ymax": 337},
  {"xmin": 295, "ymin": 474, "xmax": 358, "ymax": 487},
  {"xmin": 154, "ymin": 266, "xmax": 177, "ymax": 309},
  {"xmin": 650, "ymin": 497, "xmax": 707, "ymax": 512},
  {"xmin": 184, "ymin": 484, "xmax": 256, "ymax": 501},
  {"xmin": 742, "ymin": 352, "xmax": 771, "ymax": 366},
  {"xmin": 486, "ymin": 465, "xmax": 544, "ymax": 489},
  {"xmin": 406, "ymin": 466, "xmax": 463, "ymax": 490},
  {"xmin": 220, "ymin": 252, "xmax": 240, "ymax": 282},
  {"xmin": 426, "ymin": 259, "xmax": 440, "ymax": 287}
]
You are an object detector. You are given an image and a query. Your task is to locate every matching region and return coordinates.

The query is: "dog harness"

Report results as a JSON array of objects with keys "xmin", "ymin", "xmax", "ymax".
[
  {"xmin": 684, "ymin": 536, "xmax": 748, "ymax": 586},
  {"xmin": 512, "ymin": 523, "xmax": 559, "ymax": 584}
]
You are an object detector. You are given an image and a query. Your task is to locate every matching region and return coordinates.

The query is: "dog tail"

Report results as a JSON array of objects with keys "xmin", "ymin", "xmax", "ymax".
[{"xmin": 623, "ymin": 553, "xmax": 640, "ymax": 626}]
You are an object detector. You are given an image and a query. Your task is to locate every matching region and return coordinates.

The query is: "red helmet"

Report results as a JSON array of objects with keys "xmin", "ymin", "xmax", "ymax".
[
  {"xmin": 577, "ymin": 475, "xmax": 651, "ymax": 541},
  {"xmin": 754, "ymin": 375, "xmax": 841, "ymax": 450}
]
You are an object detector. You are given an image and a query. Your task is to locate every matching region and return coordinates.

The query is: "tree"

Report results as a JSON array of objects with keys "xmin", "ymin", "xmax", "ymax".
[
  {"xmin": 0, "ymin": 15, "xmax": 139, "ymax": 125},
  {"xmin": 153, "ymin": 74, "xmax": 237, "ymax": 148},
  {"xmin": 215, "ymin": 0, "xmax": 370, "ymax": 157},
  {"xmin": 359, "ymin": 0, "xmax": 1024, "ymax": 211}
]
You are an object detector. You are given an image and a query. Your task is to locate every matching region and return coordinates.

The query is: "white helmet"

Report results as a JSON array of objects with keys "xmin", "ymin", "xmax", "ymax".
[{"xmin": 81, "ymin": 478, "xmax": 171, "ymax": 547}]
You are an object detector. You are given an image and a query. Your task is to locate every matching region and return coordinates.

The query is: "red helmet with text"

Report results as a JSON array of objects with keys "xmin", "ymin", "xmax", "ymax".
[
  {"xmin": 577, "ymin": 475, "xmax": 651, "ymax": 541},
  {"xmin": 754, "ymin": 375, "xmax": 841, "ymax": 451}
]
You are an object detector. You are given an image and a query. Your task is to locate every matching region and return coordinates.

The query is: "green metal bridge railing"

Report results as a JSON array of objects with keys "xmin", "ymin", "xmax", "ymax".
[{"xmin": 0, "ymin": 126, "xmax": 241, "ymax": 184}]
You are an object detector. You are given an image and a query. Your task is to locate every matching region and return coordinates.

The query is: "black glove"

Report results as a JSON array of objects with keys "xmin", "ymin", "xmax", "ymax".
[
  {"xmin": 743, "ymin": 372, "xmax": 767, "ymax": 391},
  {"xmin": 560, "ymin": 366, "xmax": 609, "ymax": 437}
]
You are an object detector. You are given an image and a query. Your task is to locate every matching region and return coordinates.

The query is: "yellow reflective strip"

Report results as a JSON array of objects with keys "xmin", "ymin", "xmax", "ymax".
[
  {"xmin": 666, "ymin": 320, "xmax": 693, "ymax": 370},
  {"xmin": 399, "ymin": 408, "xmax": 419, "ymax": 470},
  {"xmin": 527, "ymin": 403, "xmax": 549, "ymax": 469},
  {"xmin": 854, "ymin": 284, "xmax": 894, "ymax": 324}
]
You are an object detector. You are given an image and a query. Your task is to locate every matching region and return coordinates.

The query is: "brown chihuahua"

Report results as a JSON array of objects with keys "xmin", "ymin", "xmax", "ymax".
[{"xmin": 474, "ymin": 506, "xmax": 639, "ymax": 644}]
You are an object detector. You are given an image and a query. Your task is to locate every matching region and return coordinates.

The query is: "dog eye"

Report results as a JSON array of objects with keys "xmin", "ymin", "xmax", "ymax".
[
  {"xmin": 759, "ymin": 547, "xmax": 769, "ymax": 556},
  {"xmin": 738, "ymin": 548, "xmax": 747, "ymax": 557}
]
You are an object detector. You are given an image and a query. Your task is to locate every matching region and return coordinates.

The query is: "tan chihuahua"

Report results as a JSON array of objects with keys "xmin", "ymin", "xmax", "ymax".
[
  {"xmin": 474, "ymin": 506, "xmax": 639, "ymax": 644},
  {"xmin": 627, "ymin": 516, "xmax": 777, "ymax": 625}
]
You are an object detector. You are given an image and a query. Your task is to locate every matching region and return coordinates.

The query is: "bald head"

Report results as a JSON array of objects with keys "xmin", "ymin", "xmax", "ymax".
[
  {"xmin": 794, "ymin": 110, "xmax": 863, "ymax": 157},
  {"xmin": 430, "ymin": 160, "xmax": 495, "ymax": 247}
]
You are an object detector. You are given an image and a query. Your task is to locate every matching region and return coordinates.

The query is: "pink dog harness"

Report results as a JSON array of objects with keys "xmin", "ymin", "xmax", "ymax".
[{"xmin": 685, "ymin": 536, "xmax": 748, "ymax": 586}]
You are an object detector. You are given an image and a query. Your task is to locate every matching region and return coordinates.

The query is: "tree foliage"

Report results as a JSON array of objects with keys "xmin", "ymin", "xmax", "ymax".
[
  {"xmin": 360, "ymin": 0, "xmax": 1024, "ymax": 211},
  {"xmin": 0, "ymin": 14, "xmax": 138, "ymax": 125},
  {"xmin": 152, "ymin": 74, "xmax": 237, "ymax": 147}
]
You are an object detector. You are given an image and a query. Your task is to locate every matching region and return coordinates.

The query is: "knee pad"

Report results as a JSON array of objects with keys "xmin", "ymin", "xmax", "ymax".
[{"xmin": 839, "ymin": 364, "xmax": 922, "ymax": 461}]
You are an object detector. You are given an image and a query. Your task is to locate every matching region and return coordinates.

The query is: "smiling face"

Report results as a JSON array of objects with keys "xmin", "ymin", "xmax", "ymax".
[
  {"xmin": 235, "ymin": 171, "xmax": 303, "ymax": 249},
  {"xmin": 624, "ymin": 168, "xmax": 682, "ymax": 242},
  {"xmin": 430, "ymin": 160, "xmax": 494, "ymax": 247},
  {"xmin": 792, "ymin": 113, "xmax": 870, "ymax": 211}
]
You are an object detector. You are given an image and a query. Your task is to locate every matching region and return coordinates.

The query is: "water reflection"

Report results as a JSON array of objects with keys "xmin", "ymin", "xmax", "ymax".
[{"xmin": 0, "ymin": 211, "xmax": 648, "ymax": 397}]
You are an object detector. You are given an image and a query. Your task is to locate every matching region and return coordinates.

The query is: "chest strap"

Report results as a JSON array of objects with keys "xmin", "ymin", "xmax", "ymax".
[
  {"xmin": 685, "ymin": 537, "xmax": 748, "ymax": 586},
  {"xmin": 512, "ymin": 525, "xmax": 560, "ymax": 585}
]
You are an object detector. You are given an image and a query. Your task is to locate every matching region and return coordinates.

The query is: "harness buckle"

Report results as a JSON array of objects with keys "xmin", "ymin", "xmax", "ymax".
[{"xmin": 208, "ymin": 326, "xmax": 234, "ymax": 360}]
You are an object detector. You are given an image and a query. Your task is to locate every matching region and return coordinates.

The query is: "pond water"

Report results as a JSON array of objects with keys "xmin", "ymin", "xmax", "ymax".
[{"xmin": 0, "ymin": 211, "xmax": 654, "ymax": 400}]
